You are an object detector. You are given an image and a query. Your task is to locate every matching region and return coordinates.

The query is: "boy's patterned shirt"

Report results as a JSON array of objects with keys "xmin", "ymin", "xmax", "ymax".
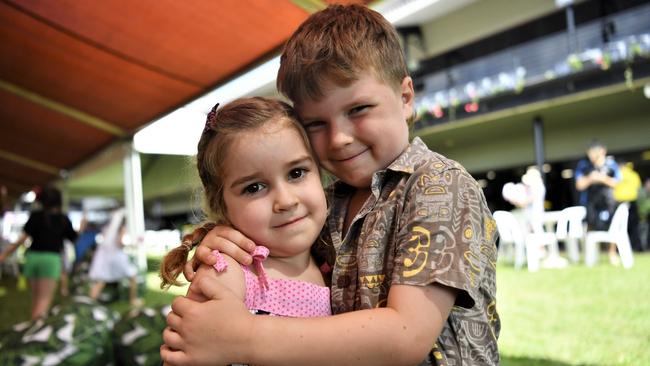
[{"xmin": 314, "ymin": 137, "xmax": 500, "ymax": 366}]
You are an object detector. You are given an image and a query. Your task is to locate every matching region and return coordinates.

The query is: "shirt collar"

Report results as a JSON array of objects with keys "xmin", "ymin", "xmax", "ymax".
[{"xmin": 385, "ymin": 136, "xmax": 428, "ymax": 175}]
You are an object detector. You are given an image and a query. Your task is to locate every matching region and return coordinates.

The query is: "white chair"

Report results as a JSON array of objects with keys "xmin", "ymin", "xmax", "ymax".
[
  {"xmin": 585, "ymin": 203, "xmax": 634, "ymax": 268},
  {"xmin": 493, "ymin": 211, "xmax": 527, "ymax": 270},
  {"xmin": 493, "ymin": 210, "xmax": 560, "ymax": 272},
  {"xmin": 555, "ymin": 206, "xmax": 587, "ymax": 263}
]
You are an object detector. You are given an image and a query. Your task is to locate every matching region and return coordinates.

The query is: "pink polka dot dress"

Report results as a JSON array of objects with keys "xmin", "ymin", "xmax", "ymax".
[{"xmin": 213, "ymin": 247, "xmax": 331, "ymax": 317}]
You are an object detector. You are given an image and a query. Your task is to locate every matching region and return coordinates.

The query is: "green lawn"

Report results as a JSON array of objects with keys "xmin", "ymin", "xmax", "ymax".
[
  {"xmin": 1, "ymin": 253, "xmax": 648, "ymax": 365},
  {"xmin": 498, "ymin": 252, "xmax": 650, "ymax": 366}
]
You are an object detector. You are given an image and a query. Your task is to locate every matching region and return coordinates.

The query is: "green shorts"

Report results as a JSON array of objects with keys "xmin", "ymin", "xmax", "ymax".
[{"xmin": 23, "ymin": 251, "xmax": 62, "ymax": 279}]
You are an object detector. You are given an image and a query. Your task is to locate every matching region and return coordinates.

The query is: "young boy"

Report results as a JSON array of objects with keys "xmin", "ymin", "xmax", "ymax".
[{"xmin": 162, "ymin": 4, "xmax": 499, "ymax": 365}]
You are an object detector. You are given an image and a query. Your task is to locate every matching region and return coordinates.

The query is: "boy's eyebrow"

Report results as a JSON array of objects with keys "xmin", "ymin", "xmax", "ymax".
[
  {"xmin": 299, "ymin": 95, "xmax": 375, "ymax": 122},
  {"xmin": 228, "ymin": 155, "xmax": 314, "ymax": 189}
]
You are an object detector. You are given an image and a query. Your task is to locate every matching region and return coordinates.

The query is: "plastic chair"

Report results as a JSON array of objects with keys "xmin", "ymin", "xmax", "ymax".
[
  {"xmin": 493, "ymin": 211, "xmax": 527, "ymax": 270},
  {"xmin": 493, "ymin": 210, "xmax": 560, "ymax": 272},
  {"xmin": 585, "ymin": 203, "xmax": 634, "ymax": 268},
  {"xmin": 555, "ymin": 206, "xmax": 587, "ymax": 263}
]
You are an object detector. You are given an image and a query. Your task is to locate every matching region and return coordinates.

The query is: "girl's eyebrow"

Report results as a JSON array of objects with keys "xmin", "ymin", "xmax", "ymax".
[{"xmin": 287, "ymin": 155, "xmax": 313, "ymax": 167}]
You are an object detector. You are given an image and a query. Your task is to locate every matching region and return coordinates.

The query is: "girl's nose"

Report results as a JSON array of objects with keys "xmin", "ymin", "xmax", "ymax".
[{"xmin": 273, "ymin": 185, "xmax": 298, "ymax": 213}]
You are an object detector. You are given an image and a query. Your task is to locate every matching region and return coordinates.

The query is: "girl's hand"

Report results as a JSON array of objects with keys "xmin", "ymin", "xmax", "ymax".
[
  {"xmin": 162, "ymin": 275, "xmax": 255, "ymax": 365},
  {"xmin": 183, "ymin": 225, "xmax": 256, "ymax": 281}
]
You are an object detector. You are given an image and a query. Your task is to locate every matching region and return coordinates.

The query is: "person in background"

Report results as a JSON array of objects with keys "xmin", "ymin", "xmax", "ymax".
[
  {"xmin": 575, "ymin": 140, "xmax": 621, "ymax": 265},
  {"xmin": 613, "ymin": 160, "xmax": 642, "ymax": 251},
  {"xmin": 503, "ymin": 167, "xmax": 566, "ymax": 268},
  {"xmin": 503, "ymin": 166, "xmax": 546, "ymax": 233},
  {"xmin": 0, "ymin": 185, "xmax": 78, "ymax": 319},
  {"xmin": 88, "ymin": 208, "xmax": 142, "ymax": 306}
]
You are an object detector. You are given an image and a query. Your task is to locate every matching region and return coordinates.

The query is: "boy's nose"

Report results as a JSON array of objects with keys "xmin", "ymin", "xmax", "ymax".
[
  {"xmin": 273, "ymin": 185, "xmax": 298, "ymax": 212},
  {"xmin": 328, "ymin": 119, "xmax": 354, "ymax": 149}
]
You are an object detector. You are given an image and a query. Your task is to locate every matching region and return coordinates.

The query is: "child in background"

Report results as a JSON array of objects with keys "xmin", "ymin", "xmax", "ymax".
[
  {"xmin": 162, "ymin": 4, "xmax": 499, "ymax": 365},
  {"xmin": 159, "ymin": 98, "xmax": 330, "ymax": 319},
  {"xmin": 88, "ymin": 208, "xmax": 143, "ymax": 306}
]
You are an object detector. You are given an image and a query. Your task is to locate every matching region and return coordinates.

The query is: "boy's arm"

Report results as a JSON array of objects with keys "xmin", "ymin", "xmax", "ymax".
[
  {"xmin": 182, "ymin": 225, "xmax": 256, "ymax": 281},
  {"xmin": 162, "ymin": 276, "xmax": 457, "ymax": 366}
]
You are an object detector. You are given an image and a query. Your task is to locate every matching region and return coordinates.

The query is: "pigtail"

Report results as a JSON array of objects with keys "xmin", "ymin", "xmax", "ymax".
[{"xmin": 159, "ymin": 221, "xmax": 217, "ymax": 289}]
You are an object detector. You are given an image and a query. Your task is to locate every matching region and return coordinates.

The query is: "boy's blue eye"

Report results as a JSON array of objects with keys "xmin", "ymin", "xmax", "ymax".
[
  {"xmin": 303, "ymin": 121, "xmax": 325, "ymax": 132},
  {"xmin": 243, "ymin": 183, "xmax": 265, "ymax": 195},
  {"xmin": 349, "ymin": 105, "xmax": 370, "ymax": 115}
]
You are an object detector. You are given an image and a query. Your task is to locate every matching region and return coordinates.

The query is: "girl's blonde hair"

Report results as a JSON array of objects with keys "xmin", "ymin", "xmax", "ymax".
[{"xmin": 159, "ymin": 97, "xmax": 312, "ymax": 288}]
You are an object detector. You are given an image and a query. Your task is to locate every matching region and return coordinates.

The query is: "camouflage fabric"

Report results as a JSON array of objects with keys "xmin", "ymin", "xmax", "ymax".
[
  {"xmin": 0, "ymin": 296, "xmax": 120, "ymax": 366},
  {"xmin": 112, "ymin": 305, "xmax": 170, "ymax": 366}
]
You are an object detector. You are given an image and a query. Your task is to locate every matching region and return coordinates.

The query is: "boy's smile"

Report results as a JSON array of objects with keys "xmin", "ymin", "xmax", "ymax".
[{"xmin": 296, "ymin": 72, "xmax": 414, "ymax": 188}]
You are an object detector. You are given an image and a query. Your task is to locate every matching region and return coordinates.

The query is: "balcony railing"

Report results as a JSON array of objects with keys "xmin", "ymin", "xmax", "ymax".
[{"xmin": 413, "ymin": 3, "xmax": 650, "ymax": 129}]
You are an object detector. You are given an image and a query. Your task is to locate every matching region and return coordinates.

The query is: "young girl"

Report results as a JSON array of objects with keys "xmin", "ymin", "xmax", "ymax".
[
  {"xmin": 88, "ymin": 208, "xmax": 143, "ymax": 306},
  {"xmin": 160, "ymin": 97, "xmax": 330, "ymax": 318}
]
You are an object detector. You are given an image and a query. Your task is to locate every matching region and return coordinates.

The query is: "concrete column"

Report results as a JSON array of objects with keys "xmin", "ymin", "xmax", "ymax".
[{"xmin": 533, "ymin": 116, "xmax": 546, "ymax": 185}]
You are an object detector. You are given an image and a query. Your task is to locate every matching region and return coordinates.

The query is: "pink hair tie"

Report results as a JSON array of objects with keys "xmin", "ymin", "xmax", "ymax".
[{"xmin": 211, "ymin": 250, "xmax": 228, "ymax": 272}]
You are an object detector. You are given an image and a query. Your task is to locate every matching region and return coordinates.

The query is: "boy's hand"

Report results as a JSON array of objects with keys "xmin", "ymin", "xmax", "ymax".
[
  {"xmin": 182, "ymin": 225, "xmax": 256, "ymax": 281},
  {"xmin": 161, "ymin": 276, "xmax": 255, "ymax": 365}
]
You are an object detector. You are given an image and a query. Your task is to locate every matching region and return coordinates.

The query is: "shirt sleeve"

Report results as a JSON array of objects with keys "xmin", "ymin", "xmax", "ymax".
[
  {"xmin": 391, "ymin": 166, "xmax": 498, "ymax": 309},
  {"xmin": 23, "ymin": 213, "xmax": 36, "ymax": 237},
  {"xmin": 609, "ymin": 159, "xmax": 622, "ymax": 182},
  {"xmin": 64, "ymin": 216, "xmax": 78, "ymax": 243},
  {"xmin": 574, "ymin": 159, "xmax": 588, "ymax": 179}
]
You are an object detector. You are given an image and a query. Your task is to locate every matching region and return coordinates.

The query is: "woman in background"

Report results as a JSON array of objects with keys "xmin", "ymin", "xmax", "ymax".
[{"xmin": 0, "ymin": 185, "xmax": 78, "ymax": 319}]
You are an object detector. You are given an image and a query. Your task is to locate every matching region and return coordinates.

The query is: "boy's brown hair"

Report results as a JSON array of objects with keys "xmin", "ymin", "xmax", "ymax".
[{"xmin": 277, "ymin": 4, "xmax": 408, "ymax": 105}]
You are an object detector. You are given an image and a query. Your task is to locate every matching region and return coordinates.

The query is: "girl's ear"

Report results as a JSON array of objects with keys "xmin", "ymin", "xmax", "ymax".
[{"xmin": 400, "ymin": 76, "xmax": 415, "ymax": 120}]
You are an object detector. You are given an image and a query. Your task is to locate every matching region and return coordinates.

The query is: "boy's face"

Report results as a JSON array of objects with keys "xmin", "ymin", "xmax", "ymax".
[
  {"xmin": 295, "ymin": 72, "xmax": 414, "ymax": 188},
  {"xmin": 587, "ymin": 146, "xmax": 606, "ymax": 167}
]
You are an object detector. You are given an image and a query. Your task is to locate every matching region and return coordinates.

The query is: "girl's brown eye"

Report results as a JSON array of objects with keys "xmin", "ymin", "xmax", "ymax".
[
  {"xmin": 289, "ymin": 168, "xmax": 307, "ymax": 180},
  {"xmin": 243, "ymin": 183, "xmax": 264, "ymax": 195}
]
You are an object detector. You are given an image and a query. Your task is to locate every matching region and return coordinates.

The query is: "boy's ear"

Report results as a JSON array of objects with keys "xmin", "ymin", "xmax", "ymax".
[{"xmin": 400, "ymin": 76, "xmax": 415, "ymax": 119}]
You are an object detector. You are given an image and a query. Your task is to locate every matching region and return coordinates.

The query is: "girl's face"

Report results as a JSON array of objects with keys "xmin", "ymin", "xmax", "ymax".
[{"xmin": 221, "ymin": 120, "xmax": 327, "ymax": 257}]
